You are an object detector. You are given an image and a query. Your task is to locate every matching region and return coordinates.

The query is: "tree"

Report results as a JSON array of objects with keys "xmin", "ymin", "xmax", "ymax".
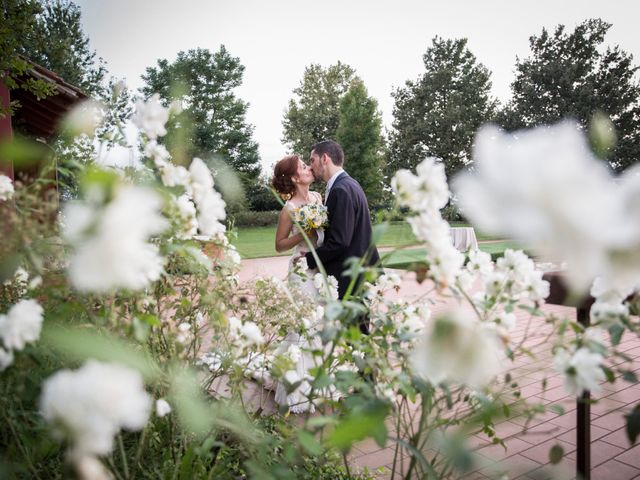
[
  {"xmin": 141, "ymin": 47, "xmax": 261, "ymax": 191},
  {"xmin": 498, "ymin": 19, "xmax": 640, "ymax": 172},
  {"xmin": 1, "ymin": 0, "xmax": 57, "ymax": 117},
  {"xmin": 282, "ymin": 62, "xmax": 357, "ymax": 155},
  {"xmin": 388, "ymin": 37, "xmax": 497, "ymax": 180},
  {"xmin": 336, "ymin": 80, "xmax": 385, "ymax": 205},
  {"xmin": 19, "ymin": 0, "xmax": 107, "ymax": 96}
]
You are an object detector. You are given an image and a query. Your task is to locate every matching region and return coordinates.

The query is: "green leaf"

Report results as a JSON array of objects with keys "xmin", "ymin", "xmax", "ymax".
[
  {"xmin": 624, "ymin": 404, "xmax": 640, "ymax": 444},
  {"xmin": 549, "ymin": 404, "xmax": 566, "ymax": 415},
  {"xmin": 132, "ymin": 317, "xmax": 150, "ymax": 342},
  {"xmin": 608, "ymin": 324, "xmax": 625, "ymax": 346},
  {"xmin": 603, "ymin": 366, "xmax": 616, "ymax": 383},
  {"xmin": 297, "ymin": 430, "xmax": 323, "ymax": 456},
  {"xmin": 549, "ymin": 444, "xmax": 564, "ymax": 464},
  {"xmin": 621, "ymin": 370, "xmax": 638, "ymax": 384},
  {"xmin": 43, "ymin": 326, "xmax": 161, "ymax": 381},
  {"xmin": 327, "ymin": 401, "xmax": 389, "ymax": 451}
]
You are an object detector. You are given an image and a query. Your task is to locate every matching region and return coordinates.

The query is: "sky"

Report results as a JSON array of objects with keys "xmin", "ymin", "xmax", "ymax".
[{"xmin": 76, "ymin": 0, "xmax": 640, "ymax": 174}]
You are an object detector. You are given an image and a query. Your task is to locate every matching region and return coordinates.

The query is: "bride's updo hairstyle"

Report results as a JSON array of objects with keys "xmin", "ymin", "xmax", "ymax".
[{"xmin": 271, "ymin": 154, "xmax": 299, "ymax": 200}]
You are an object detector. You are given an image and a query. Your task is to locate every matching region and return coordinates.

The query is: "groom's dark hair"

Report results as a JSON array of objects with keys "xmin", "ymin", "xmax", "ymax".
[{"xmin": 312, "ymin": 140, "xmax": 344, "ymax": 166}]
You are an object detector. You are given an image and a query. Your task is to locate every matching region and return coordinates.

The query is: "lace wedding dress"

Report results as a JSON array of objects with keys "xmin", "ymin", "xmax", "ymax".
[{"xmin": 273, "ymin": 193, "xmax": 326, "ymax": 413}]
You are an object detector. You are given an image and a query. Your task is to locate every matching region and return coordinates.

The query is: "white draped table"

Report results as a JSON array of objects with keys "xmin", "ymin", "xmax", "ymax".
[{"xmin": 450, "ymin": 227, "xmax": 478, "ymax": 252}]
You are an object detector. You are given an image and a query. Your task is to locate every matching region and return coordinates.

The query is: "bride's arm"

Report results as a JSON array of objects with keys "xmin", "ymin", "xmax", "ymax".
[{"xmin": 275, "ymin": 208, "xmax": 304, "ymax": 253}]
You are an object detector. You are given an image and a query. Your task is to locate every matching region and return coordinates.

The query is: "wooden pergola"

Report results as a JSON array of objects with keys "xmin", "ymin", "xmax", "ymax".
[{"xmin": 0, "ymin": 57, "xmax": 87, "ymax": 181}]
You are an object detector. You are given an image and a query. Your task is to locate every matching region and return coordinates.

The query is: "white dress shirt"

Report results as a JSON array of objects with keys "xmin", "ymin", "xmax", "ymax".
[{"xmin": 324, "ymin": 169, "xmax": 345, "ymax": 204}]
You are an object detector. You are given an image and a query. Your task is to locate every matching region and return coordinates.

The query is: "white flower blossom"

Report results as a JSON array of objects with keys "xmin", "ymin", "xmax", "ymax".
[
  {"xmin": 174, "ymin": 194, "xmax": 198, "ymax": 239},
  {"xmin": 74, "ymin": 455, "xmax": 113, "ymax": 480},
  {"xmin": 63, "ymin": 99, "xmax": 104, "ymax": 138},
  {"xmin": 411, "ymin": 311, "xmax": 504, "ymax": 388},
  {"xmin": 0, "ymin": 174, "xmax": 14, "ymax": 201},
  {"xmin": 554, "ymin": 347, "xmax": 605, "ymax": 396},
  {"xmin": 391, "ymin": 158, "xmax": 449, "ymax": 213},
  {"xmin": 176, "ymin": 322, "xmax": 192, "ymax": 344},
  {"xmin": 493, "ymin": 312, "xmax": 517, "ymax": 331},
  {"xmin": 454, "ymin": 122, "xmax": 640, "ymax": 294},
  {"xmin": 160, "ymin": 163, "xmax": 190, "ymax": 188},
  {"xmin": 155, "ymin": 398, "xmax": 172, "ymax": 417},
  {"xmin": 133, "ymin": 93, "xmax": 169, "ymax": 139},
  {"xmin": 143, "ymin": 140, "xmax": 171, "ymax": 168},
  {"xmin": 64, "ymin": 185, "xmax": 168, "ymax": 292},
  {"xmin": 0, "ymin": 299, "xmax": 44, "ymax": 350},
  {"xmin": 314, "ymin": 273, "xmax": 339, "ymax": 300},
  {"xmin": 240, "ymin": 321, "xmax": 264, "ymax": 345},
  {"xmin": 466, "ymin": 249, "xmax": 493, "ymax": 278},
  {"xmin": 40, "ymin": 361, "xmax": 151, "ymax": 457}
]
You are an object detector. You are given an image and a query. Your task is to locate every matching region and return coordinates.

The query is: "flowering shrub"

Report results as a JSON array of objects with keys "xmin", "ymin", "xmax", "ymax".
[{"xmin": 0, "ymin": 83, "xmax": 638, "ymax": 480}]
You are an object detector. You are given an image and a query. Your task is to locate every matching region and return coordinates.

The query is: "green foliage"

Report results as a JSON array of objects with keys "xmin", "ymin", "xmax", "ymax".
[
  {"xmin": 0, "ymin": 0, "xmax": 57, "ymax": 116},
  {"xmin": 18, "ymin": 0, "xmax": 107, "ymax": 96},
  {"xmin": 141, "ymin": 46, "xmax": 261, "ymax": 184},
  {"xmin": 497, "ymin": 18, "xmax": 640, "ymax": 172},
  {"xmin": 336, "ymin": 80, "xmax": 385, "ymax": 205},
  {"xmin": 389, "ymin": 37, "xmax": 497, "ymax": 180},
  {"xmin": 230, "ymin": 210, "xmax": 280, "ymax": 228},
  {"xmin": 282, "ymin": 62, "xmax": 357, "ymax": 155}
]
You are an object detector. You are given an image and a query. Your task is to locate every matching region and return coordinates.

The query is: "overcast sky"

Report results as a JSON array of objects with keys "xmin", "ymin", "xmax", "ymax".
[{"xmin": 76, "ymin": 0, "xmax": 640, "ymax": 174}]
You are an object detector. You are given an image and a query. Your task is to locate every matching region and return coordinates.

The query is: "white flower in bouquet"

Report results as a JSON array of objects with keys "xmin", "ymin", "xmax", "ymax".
[
  {"xmin": 155, "ymin": 398, "xmax": 172, "ymax": 418},
  {"xmin": 454, "ymin": 122, "xmax": 640, "ymax": 294},
  {"xmin": 133, "ymin": 93, "xmax": 169, "ymax": 139},
  {"xmin": 64, "ymin": 185, "xmax": 168, "ymax": 292},
  {"xmin": 0, "ymin": 299, "xmax": 44, "ymax": 351},
  {"xmin": 411, "ymin": 311, "xmax": 504, "ymax": 388},
  {"xmin": 554, "ymin": 347, "xmax": 605, "ymax": 396},
  {"xmin": 40, "ymin": 360, "xmax": 151, "ymax": 457},
  {"xmin": 391, "ymin": 157, "xmax": 449, "ymax": 213},
  {"xmin": 292, "ymin": 203, "xmax": 328, "ymax": 232},
  {"xmin": 0, "ymin": 174, "xmax": 14, "ymax": 201}
]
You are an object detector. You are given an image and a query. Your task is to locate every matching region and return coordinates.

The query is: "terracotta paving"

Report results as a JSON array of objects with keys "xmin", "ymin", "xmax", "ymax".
[{"xmin": 238, "ymin": 256, "xmax": 640, "ymax": 479}]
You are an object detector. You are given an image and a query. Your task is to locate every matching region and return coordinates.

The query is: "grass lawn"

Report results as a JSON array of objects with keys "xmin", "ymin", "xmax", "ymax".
[
  {"xmin": 231, "ymin": 221, "xmax": 506, "ymax": 260},
  {"xmin": 381, "ymin": 240, "xmax": 524, "ymax": 270}
]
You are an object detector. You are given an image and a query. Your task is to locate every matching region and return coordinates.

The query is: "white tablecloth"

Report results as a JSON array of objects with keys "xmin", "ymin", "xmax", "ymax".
[{"xmin": 450, "ymin": 227, "xmax": 478, "ymax": 252}]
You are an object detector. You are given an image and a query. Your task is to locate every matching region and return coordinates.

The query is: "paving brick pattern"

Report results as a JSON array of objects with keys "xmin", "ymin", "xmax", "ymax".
[{"xmin": 238, "ymin": 256, "xmax": 640, "ymax": 479}]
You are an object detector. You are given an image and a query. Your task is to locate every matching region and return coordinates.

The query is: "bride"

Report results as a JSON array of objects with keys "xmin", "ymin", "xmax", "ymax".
[{"xmin": 270, "ymin": 154, "xmax": 324, "ymax": 413}]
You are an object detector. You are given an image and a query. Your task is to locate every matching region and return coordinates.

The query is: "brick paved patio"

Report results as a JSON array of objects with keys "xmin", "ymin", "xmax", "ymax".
[{"xmin": 239, "ymin": 256, "xmax": 640, "ymax": 479}]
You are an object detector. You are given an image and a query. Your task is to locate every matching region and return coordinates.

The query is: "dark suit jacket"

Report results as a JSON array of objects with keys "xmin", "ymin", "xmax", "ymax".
[{"xmin": 305, "ymin": 172, "xmax": 380, "ymax": 299}]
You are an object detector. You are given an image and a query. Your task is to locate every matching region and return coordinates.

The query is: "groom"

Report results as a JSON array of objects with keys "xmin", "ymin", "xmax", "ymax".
[{"xmin": 304, "ymin": 140, "xmax": 380, "ymax": 330}]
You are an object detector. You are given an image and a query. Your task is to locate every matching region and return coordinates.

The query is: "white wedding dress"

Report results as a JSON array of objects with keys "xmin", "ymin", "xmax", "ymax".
[{"xmin": 273, "ymin": 193, "xmax": 326, "ymax": 413}]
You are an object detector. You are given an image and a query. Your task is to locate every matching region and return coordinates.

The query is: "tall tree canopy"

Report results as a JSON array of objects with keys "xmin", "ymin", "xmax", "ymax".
[
  {"xmin": 141, "ymin": 46, "xmax": 261, "ymax": 185},
  {"xmin": 389, "ymin": 37, "xmax": 497, "ymax": 180},
  {"xmin": 498, "ymin": 19, "xmax": 640, "ymax": 172},
  {"xmin": 336, "ymin": 80, "xmax": 385, "ymax": 204},
  {"xmin": 19, "ymin": 0, "xmax": 107, "ymax": 96},
  {"xmin": 282, "ymin": 62, "xmax": 357, "ymax": 156}
]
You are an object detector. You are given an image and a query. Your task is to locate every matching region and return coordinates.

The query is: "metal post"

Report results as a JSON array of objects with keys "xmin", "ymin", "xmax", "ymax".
[{"xmin": 576, "ymin": 306, "xmax": 591, "ymax": 479}]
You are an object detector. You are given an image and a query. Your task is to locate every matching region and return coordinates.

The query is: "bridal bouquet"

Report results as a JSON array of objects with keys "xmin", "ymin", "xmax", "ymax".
[{"xmin": 292, "ymin": 203, "xmax": 328, "ymax": 232}]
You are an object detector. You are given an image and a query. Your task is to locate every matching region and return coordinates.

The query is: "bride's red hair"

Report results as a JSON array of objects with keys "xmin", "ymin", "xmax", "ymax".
[{"xmin": 271, "ymin": 154, "xmax": 299, "ymax": 200}]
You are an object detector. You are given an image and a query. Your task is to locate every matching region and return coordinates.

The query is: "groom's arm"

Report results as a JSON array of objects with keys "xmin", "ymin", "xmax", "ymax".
[{"xmin": 306, "ymin": 187, "xmax": 355, "ymax": 270}]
